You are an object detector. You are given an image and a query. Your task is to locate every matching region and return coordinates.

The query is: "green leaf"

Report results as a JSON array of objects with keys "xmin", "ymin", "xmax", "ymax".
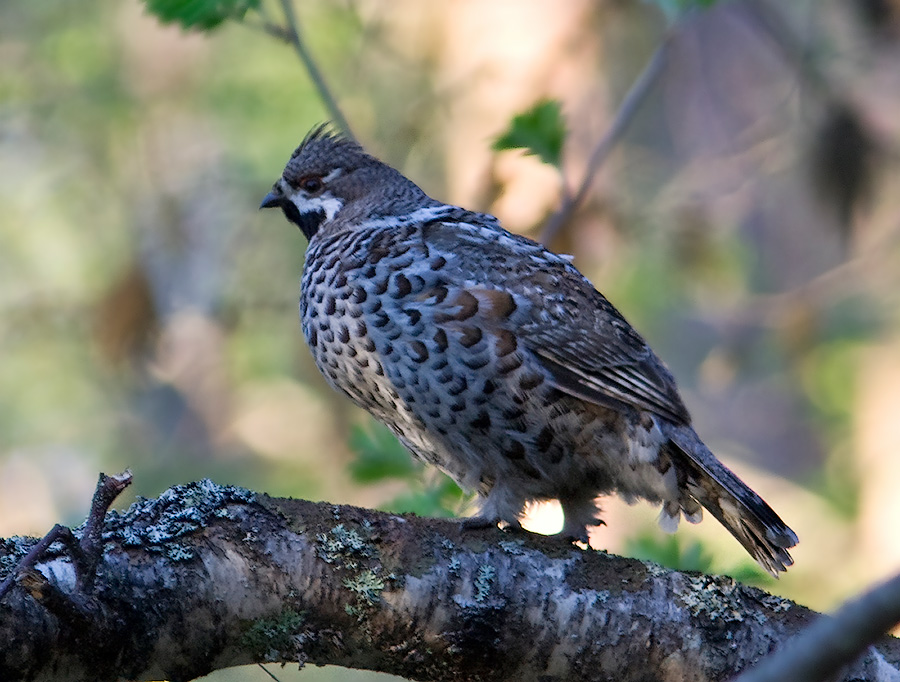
[
  {"xmin": 142, "ymin": 0, "xmax": 260, "ymax": 31},
  {"xmin": 493, "ymin": 99, "xmax": 566, "ymax": 169},
  {"xmin": 348, "ymin": 422, "xmax": 419, "ymax": 483}
]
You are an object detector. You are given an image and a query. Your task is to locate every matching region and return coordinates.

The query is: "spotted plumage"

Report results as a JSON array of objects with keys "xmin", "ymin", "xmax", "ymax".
[{"xmin": 261, "ymin": 125, "xmax": 799, "ymax": 576}]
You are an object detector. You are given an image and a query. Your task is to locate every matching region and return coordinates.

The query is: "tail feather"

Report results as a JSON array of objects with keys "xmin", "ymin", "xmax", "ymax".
[{"xmin": 664, "ymin": 428, "xmax": 798, "ymax": 577}]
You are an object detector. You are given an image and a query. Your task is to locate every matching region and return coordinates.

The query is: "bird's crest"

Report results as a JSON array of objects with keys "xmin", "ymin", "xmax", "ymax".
[{"xmin": 291, "ymin": 123, "xmax": 361, "ymax": 160}]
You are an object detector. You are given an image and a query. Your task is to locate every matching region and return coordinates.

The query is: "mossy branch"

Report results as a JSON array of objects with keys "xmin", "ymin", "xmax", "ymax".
[{"xmin": 0, "ymin": 479, "xmax": 897, "ymax": 682}]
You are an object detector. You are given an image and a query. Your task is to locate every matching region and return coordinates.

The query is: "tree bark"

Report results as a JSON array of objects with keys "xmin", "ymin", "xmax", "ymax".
[{"xmin": 0, "ymin": 479, "xmax": 897, "ymax": 682}]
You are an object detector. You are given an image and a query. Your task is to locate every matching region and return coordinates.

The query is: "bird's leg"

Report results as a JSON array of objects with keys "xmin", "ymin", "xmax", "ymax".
[
  {"xmin": 460, "ymin": 484, "xmax": 524, "ymax": 532},
  {"xmin": 559, "ymin": 495, "xmax": 605, "ymax": 545}
]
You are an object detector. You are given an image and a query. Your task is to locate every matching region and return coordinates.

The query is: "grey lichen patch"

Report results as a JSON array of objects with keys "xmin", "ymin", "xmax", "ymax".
[
  {"xmin": 498, "ymin": 539, "xmax": 526, "ymax": 555},
  {"xmin": 749, "ymin": 591, "xmax": 794, "ymax": 623},
  {"xmin": 0, "ymin": 536, "xmax": 39, "ymax": 580},
  {"xmin": 474, "ymin": 564, "xmax": 496, "ymax": 602},
  {"xmin": 593, "ymin": 589, "xmax": 611, "ymax": 605},
  {"xmin": 642, "ymin": 559, "xmax": 671, "ymax": 579},
  {"xmin": 165, "ymin": 543, "xmax": 196, "ymax": 561},
  {"xmin": 315, "ymin": 523, "xmax": 376, "ymax": 569},
  {"xmin": 242, "ymin": 607, "xmax": 307, "ymax": 663},
  {"xmin": 676, "ymin": 573, "xmax": 746, "ymax": 623},
  {"xmin": 103, "ymin": 479, "xmax": 255, "ymax": 560},
  {"xmin": 342, "ymin": 569, "xmax": 386, "ymax": 606},
  {"xmin": 316, "ymin": 521, "xmax": 390, "ymax": 618}
]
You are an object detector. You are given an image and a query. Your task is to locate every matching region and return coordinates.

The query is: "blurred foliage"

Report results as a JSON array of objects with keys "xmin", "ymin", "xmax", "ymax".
[
  {"xmin": 651, "ymin": 0, "xmax": 722, "ymax": 23},
  {"xmin": 625, "ymin": 531, "xmax": 768, "ymax": 584},
  {"xmin": 142, "ymin": 0, "xmax": 260, "ymax": 31},
  {"xmin": 800, "ymin": 339, "xmax": 863, "ymax": 520},
  {"xmin": 492, "ymin": 99, "xmax": 566, "ymax": 170},
  {"xmin": 348, "ymin": 422, "xmax": 418, "ymax": 483},
  {"xmin": 349, "ymin": 421, "xmax": 468, "ymax": 518},
  {"xmin": 626, "ymin": 531, "xmax": 714, "ymax": 574}
]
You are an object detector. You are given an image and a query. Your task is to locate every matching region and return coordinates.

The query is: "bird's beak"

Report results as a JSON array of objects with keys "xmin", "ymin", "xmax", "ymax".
[{"xmin": 259, "ymin": 190, "xmax": 284, "ymax": 210}]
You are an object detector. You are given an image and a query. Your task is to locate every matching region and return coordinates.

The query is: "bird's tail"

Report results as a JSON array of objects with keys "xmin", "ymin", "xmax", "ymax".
[{"xmin": 663, "ymin": 426, "xmax": 798, "ymax": 577}]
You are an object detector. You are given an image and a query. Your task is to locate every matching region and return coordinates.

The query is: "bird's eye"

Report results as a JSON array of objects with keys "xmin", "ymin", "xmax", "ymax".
[{"xmin": 299, "ymin": 176, "xmax": 323, "ymax": 193}]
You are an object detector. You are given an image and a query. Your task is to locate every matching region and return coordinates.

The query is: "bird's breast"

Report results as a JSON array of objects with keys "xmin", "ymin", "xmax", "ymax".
[{"xmin": 299, "ymin": 229, "xmax": 431, "ymax": 435}]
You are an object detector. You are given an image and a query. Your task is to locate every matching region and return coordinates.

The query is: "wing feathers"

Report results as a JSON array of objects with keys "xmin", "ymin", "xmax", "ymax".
[{"xmin": 421, "ymin": 217, "xmax": 692, "ymax": 424}]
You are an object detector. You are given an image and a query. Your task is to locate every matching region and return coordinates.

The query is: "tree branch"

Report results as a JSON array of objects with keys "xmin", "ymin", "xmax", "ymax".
[
  {"xmin": 274, "ymin": 0, "xmax": 355, "ymax": 139},
  {"xmin": 734, "ymin": 571, "xmax": 900, "ymax": 682},
  {"xmin": 1, "ymin": 479, "xmax": 898, "ymax": 682},
  {"xmin": 540, "ymin": 35, "xmax": 671, "ymax": 245}
]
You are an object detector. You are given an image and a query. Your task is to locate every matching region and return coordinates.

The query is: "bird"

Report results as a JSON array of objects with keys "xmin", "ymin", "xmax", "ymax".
[{"xmin": 260, "ymin": 125, "xmax": 798, "ymax": 576}]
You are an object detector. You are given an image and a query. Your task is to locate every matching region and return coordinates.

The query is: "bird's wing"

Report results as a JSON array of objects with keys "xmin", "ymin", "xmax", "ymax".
[{"xmin": 420, "ymin": 214, "xmax": 691, "ymax": 425}]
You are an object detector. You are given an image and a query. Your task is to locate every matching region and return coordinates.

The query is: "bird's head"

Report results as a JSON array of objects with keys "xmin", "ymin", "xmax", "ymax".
[{"xmin": 260, "ymin": 125, "xmax": 436, "ymax": 240}]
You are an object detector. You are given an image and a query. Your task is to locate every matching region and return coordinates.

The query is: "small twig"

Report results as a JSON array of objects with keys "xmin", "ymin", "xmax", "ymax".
[
  {"xmin": 733, "ymin": 570, "xmax": 900, "ymax": 682},
  {"xmin": 540, "ymin": 35, "xmax": 671, "ymax": 245},
  {"xmin": 0, "ymin": 525, "xmax": 80, "ymax": 601},
  {"xmin": 79, "ymin": 470, "xmax": 133, "ymax": 590},
  {"xmin": 0, "ymin": 470, "xmax": 132, "ymax": 601},
  {"xmin": 275, "ymin": 0, "xmax": 355, "ymax": 140},
  {"xmin": 704, "ymin": 219, "xmax": 900, "ymax": 331},
  {"xmin": 257, "ymin": 663, "xmax": 283, "ymax": 681}
]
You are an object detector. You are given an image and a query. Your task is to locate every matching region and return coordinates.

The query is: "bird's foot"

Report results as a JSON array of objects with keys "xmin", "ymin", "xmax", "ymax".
[
  {"xmin": 561, "ymin": 517, "xmax": 605, "ymax": 546},
  {"xmin": 460, "ymin": 515, "xmax": 523, "ymax": 533}
]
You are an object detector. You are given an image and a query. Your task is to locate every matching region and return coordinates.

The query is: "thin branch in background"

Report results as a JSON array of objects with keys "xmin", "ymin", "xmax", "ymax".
[
  {"xmin": 733, "ymin": 570, "xmax": 900, "ymax": 682},
  {"xmin": 275, "ymin": 0, "xmax": 355, "ymax": 140},
  {"xmin": 257, "ymin": 663, "xmax": 283, "ymax": 681},
  {"xmin": 745, "ymin": 0, "xmax": 832, "ymax": 99},
  {"xmin": 539, "ymin": 35, "xmax": 671, "ymax": 245},
  {"xmin": 255, "ymin": 19, "xmax": 292, "ymax": 44}
]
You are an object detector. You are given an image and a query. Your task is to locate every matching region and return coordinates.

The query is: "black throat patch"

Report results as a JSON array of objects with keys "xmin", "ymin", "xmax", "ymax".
[{"xmin": 281, "ymin": 202, "xmax": 326, "ymax": 240}]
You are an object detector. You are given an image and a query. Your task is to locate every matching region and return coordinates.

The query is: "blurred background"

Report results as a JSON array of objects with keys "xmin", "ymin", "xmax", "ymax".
[{"xmin": 2, "ymin": 0, "xmax": 900, "ymax": 679}]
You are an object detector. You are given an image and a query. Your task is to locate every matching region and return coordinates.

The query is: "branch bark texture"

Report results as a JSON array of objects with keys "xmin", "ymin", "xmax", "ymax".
[{"xmin": 0, "ymin": 480, "xmax": 897, "ymax": 682}]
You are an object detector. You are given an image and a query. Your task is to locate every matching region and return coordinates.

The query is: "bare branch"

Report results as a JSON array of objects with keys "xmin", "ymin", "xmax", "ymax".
[
  {"xmin": 539, "ymin": 35, "xmax": 671, "ymax": 245},
  {"xmin": 254, "ymin": 19, "xmax": 293, "ymax": 44},
  {"xmin": 78, "ymin": 471, "xmax": 133, "ymax": 590},
  {"xmin": 275, "ymin": 0, "xmax": 355, "ymax": 140},
  {"xmin": 1, "ymin": 479, "xmax": 898, "ymax": 682},
  {"xmin": 734, "ymin": 571, "xmax": 900, "ymax": 682}
]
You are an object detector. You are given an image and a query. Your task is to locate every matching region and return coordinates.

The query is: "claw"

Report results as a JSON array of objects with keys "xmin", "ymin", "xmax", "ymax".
[
  {"xmin": 561, "ymin": 517, "xmax": 605, "ymax": 545},
  {"xmin": 460, "ymin": 516, "xmax": 522, "ymax": 532}
]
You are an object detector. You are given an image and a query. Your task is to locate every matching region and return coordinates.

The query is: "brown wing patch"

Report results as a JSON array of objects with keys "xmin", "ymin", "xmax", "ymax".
[
  {"xmin": 419, "ymin": 219, "xmax": 691, "ymax": 425},
  {"xmin": 434, "ymin": 289, "xmax": 479, "ymax": 322},
  {"xmin": 476, "ymin": 289, "xmax": 517, "ymax": 320}
]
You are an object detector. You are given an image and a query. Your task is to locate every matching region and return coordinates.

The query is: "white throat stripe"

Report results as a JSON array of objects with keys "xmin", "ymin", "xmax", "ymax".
[{"xmin": 290, "ymin": 192, "xmax": 344, "ymax": 220}]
